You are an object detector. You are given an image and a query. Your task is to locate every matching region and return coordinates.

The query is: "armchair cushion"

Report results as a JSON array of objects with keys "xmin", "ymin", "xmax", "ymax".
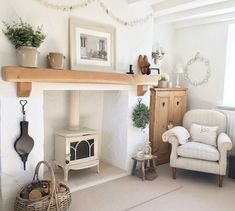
[
  {"xmin": 177, "ymin": 142, "xmax": 220, "ymax": 161},
  {"xmin": 189, "ymin": 123, "xmax": 218, "ymax": 146}
]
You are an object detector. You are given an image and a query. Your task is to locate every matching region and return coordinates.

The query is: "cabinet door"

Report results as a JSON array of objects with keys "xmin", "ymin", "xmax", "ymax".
[
  {"xmin": 150, "ymin": 89, "xmax": 187, "ymax": 165},
  {"xmin": 152, "ymin": 92, "xmax": 171, "ymax": 161},
  {"xmin": 172, "ymin": 91, "xmax": 187, "ymax": 126}
]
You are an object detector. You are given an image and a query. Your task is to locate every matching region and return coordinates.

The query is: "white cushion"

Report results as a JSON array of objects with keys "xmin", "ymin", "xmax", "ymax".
[
  {"xmin": 177, "ymin": 142, "xmax": 220, "ymax": 161},
  {"xmin": 189, "ymin": 123, "xmax": 218, "ymax": 146}
]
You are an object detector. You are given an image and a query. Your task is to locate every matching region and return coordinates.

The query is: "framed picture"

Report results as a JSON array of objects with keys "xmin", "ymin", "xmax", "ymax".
[{"xmin": 69, "ymin": 17, "xmax": 116, "ymax": 71}]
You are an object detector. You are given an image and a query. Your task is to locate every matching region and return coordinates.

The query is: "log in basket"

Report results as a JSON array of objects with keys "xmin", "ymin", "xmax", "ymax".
[{"xmin": 14, "ymin": 161, "xmax": 71, "ymax": 211}]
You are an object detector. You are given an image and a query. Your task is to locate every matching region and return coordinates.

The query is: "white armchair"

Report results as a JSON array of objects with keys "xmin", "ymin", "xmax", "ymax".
[{"xmin": 164, "ymin": 109, "xmax": 232, "ymax": 187}]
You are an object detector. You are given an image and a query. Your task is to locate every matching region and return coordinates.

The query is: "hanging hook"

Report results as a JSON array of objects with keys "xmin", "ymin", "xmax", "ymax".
[
  {"xmin": 138, "ymin": 98, "xmax": 142, "ymax": 104},
  {"xmin": 20, "ymin": 100, "xmax": 27, "ymax": 121}
]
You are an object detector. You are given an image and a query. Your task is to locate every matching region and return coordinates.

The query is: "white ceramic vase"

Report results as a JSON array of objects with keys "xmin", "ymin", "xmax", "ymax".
[{"xmin": 17, "ymin": 46, "xmax": 39, "ymax": 67}]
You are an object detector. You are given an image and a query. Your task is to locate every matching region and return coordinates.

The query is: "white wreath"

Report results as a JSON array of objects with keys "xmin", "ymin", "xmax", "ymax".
[{"xmin": 184, "ymin": 52, "xmax": 211, "ymax": 86}]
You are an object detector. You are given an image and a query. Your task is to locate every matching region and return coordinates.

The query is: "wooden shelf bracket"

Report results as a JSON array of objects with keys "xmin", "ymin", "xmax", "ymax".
[{"xmin": 17, "ymin": 82, "xmax": 32, "ymax": 97}]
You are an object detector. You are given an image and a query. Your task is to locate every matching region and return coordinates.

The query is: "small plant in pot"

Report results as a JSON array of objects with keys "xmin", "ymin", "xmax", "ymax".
[
  {"xmin": 158, "ymin": 73, "xmax": 170, "ymax": 88},
  {"xmin": 2, "ymin": 19, "xmax": 46, "ymax": 67}
]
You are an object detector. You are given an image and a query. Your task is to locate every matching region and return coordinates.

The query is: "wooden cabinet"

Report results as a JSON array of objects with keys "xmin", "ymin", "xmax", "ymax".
[{"xmin": 149, "ymin": 88, "xmax": 187, "ymax": 165}]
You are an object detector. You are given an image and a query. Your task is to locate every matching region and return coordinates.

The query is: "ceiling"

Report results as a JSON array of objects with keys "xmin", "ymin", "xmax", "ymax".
[{"xmin": 127, "ymin": 0, "xmax": 235, "ymax": 28}]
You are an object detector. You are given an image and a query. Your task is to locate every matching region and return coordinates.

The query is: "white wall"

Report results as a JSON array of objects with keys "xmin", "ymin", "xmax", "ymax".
[
  {"xmin": 44, "ymin": 91, "xmax": 69, "ymax": 167},
  {"xmin": 153, "ymin": 20, "xmax": 235, "ymax": 110},
  {"xmin": 153, "ymin": 23, "xmax": 176, "ymax": 80},
  {"xmin": 101, "ymin": 91, "xmax": 128, "ymax": 170},
  {"xmin": 0, "ymin": 0, "xmax": 154, "ymax": 210},
  {"xmin": 174, "ymin": 22, "xmax": 230, "ymax": 109}
]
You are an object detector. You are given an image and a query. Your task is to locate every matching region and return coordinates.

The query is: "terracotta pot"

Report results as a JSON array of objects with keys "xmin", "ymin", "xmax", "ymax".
[
  {"xmin": 17, "ymin": 46, "xmax": 39, "ymax": 67},
  {"xmin": 158, "ymin": 80, "xmax": 168, "ymax": 88},
  {"xmin": 47, "ymin": 52, "xmax": 65, "ymax": 69}
]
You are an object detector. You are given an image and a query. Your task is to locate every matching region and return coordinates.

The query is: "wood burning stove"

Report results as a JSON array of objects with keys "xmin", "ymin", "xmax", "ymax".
[
  {"xmin": 54, "ymin": 128, "xmax": 99, "ymax": 181},
  {"xmin": 54, "ymin": 91, "xmax": 99, "ymax": 181}
]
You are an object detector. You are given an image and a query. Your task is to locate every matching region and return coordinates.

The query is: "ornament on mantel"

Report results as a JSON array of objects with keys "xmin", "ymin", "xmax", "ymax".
[{"xmin": 35, "ymin": 0, "xmax": 153, "ymax": 26}]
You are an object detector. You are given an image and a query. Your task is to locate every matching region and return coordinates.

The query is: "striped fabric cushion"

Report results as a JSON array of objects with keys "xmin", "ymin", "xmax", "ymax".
[{"xmin": 177, "ymin": 142, "xmax": 219, "ymax": 161}]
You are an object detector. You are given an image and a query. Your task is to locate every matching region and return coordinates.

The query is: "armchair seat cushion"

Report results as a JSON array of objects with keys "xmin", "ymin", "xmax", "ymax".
[{"xmin": 177, "ymin": 142, "xmax": 220, "ymax": 161}]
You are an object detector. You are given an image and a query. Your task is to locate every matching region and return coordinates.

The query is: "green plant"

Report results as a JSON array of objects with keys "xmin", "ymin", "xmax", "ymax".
[
  {"xmin": 159, "ymin": 73, "xmax": 170, "ymax": 81},
  {"xmin": 2, "ymin": 19, "xmax": 46, "ymax": 49},
  {"xmin": 132, "ymin": 99, "xmax": 150, "ymax": 130}
]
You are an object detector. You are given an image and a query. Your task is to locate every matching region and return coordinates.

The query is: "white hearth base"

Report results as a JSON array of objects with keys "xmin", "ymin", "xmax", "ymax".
[
  {"xmin": 45, "ymin": 162, "xmax": 128, "ymax": 192},
  {"xmin": 55, "ymin": 160, "xmax": 99, "ymax": 182}
]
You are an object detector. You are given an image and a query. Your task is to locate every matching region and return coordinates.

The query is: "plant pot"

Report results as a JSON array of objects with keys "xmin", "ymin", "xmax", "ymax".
[
  {"xmin": 158, "ymin": 81, "xmax": 168, "ymax": 88},
  {"xmin": 17, "ymin": 46, "xmax": 39, "ymax": 67},
  {"xmin": 47, "ymin": 52, "xmax": 65, "ymax": 69}
]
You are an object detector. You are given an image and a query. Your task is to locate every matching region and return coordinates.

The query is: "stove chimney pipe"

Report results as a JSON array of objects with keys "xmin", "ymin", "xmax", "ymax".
[{"xmin": 69, "ymin": 90, "xmax": 80, "ymax": 130}]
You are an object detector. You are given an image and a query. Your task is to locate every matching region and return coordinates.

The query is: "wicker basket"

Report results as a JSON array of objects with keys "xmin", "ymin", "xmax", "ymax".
[{"xmin": 15, "ymin": 161, "xmax": 72, "ymax": 211}]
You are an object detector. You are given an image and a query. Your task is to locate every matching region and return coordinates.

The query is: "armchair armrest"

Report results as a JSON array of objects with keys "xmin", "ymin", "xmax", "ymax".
[
  {"xmin": 217, "ymin": 133, "xmax": 232, "ymax": 152},
  {"xmin": 217, "ymin": 133, "xmax": 232, "ymax": 175},
  {"xmin": 162, "ymin": 126, "xmax": 190, "ymax": 145},
  {"xmin": 168, "ymin": 136, "xmax": 180, "ymax": 146},
  {"xmin": 167, "ymin": 136, "xmax": 179, "ymax": 167}
]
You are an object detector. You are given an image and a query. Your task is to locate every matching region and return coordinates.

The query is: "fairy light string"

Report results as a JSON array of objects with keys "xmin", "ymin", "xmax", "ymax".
[{"xmin": 35, "ymin": 0, "xmax": 153, "ymax": 26}]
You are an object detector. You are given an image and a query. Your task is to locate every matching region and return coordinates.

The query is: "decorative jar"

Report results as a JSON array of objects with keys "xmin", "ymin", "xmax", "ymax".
[{"xmin": 144, "ymin": 141, "xmax": 152, "ymax": 158}]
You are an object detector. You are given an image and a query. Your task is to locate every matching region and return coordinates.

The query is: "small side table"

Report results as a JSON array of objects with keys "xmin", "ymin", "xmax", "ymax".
[{"xmin": 131, "ymin": 155, "xmax": 157, "ymax": 181}]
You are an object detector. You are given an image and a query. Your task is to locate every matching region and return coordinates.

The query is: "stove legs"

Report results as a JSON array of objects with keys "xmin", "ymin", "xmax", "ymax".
[
  {"xmin": 97, "ymin": 163, "xmax": 100, "ymax": 173},
  {"xmin": 63, "ymin": 167, "xmax": 70, "ymax": 182}
]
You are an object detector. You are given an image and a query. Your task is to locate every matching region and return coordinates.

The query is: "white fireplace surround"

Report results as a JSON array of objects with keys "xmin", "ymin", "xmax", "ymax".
[
  {"xmin": 0, "ymin": 0, "xmax": 154, "ymax": 208},
  {"xmin": 0, "ymin": 82, "xmax": 150, "ymax": 210}
]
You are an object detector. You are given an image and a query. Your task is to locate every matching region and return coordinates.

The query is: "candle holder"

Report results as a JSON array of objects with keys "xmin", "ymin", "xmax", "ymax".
[{"xmin": 126, "ymin": 64, "xmax": 134, "ymax": 74}]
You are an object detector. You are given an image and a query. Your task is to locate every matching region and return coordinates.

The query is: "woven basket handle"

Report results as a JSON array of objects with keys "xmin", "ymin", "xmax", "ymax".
[{"xmin": 33, "ymin": 161, "xmax": 56, "ymax": 194}]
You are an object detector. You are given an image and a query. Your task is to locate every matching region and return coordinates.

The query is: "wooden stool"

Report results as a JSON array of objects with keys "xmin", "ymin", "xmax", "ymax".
[{"xmin": 131, "ymin": 155, "xmax": 157, "ymax": 181}]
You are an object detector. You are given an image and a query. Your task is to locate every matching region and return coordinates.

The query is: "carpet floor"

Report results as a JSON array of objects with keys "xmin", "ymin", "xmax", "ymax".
[
  {"xmin": 70, "ymin": 168, "xmax": 181, "ymax": 211},
  {"xmin": 69, "ymin": 164, "xmax": 235, "ymax": 211}
]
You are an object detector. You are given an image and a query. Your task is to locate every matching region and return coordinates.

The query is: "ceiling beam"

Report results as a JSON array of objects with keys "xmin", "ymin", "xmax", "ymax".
[
  {"xmin": 154, "ymin": 0, "xmax": 235, "ymax": 24},
  {"xmin": 153, "ymin": 0, "xmax": 195, "ymax": 11},
  {"xmin": 153, "ymin": 0, "xmax": 228, "ymax": 16},
  {"xmin": 174, "ymin": 11, "xmax": 235, "ymax": 29}
]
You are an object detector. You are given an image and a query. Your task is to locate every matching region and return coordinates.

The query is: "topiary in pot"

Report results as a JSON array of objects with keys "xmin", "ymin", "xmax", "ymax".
[
  {"xmin": 132, "ymin": 98, "xmax": 150, "ymax": 130},
  {"xmin": 158, "ymin": 73, "xmax": 169, "ymax": 88},
  {"xmin": 2, "ymin": 18, "xmax": 46, "ymax": 67}
]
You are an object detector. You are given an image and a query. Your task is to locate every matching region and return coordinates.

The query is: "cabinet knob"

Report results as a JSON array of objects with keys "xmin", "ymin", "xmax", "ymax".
[{"xmin": 65, "ymin": 160, "xmax": 70, "ymax": 164}]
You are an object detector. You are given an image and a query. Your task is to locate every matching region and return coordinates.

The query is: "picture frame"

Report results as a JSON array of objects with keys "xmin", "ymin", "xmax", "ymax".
[{"xmin": 69, "ymin": 17, "xmax": 116, "ymax": 71}]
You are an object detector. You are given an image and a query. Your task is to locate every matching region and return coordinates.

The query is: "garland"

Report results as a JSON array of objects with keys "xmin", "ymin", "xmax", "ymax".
[
  {"xmin": 132, "ymin": 98, "xmax": 150, "ymax": 130},
  {"xmin": 184, "ymin": 52, "xmax": 211, "ymax": 86},
  {"xmin": 35, "ymin": 0, "xmax": 153, "ymax": 26}
]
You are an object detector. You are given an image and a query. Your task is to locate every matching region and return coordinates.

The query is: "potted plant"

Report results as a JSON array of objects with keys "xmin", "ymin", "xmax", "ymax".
[
  {"xmin": 158, "ymin": 73, "xmax": 170, "ymax": 88},
  {"xmin": 2, "ymin": 19, "xmax": 46, "ymax": 67}
]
